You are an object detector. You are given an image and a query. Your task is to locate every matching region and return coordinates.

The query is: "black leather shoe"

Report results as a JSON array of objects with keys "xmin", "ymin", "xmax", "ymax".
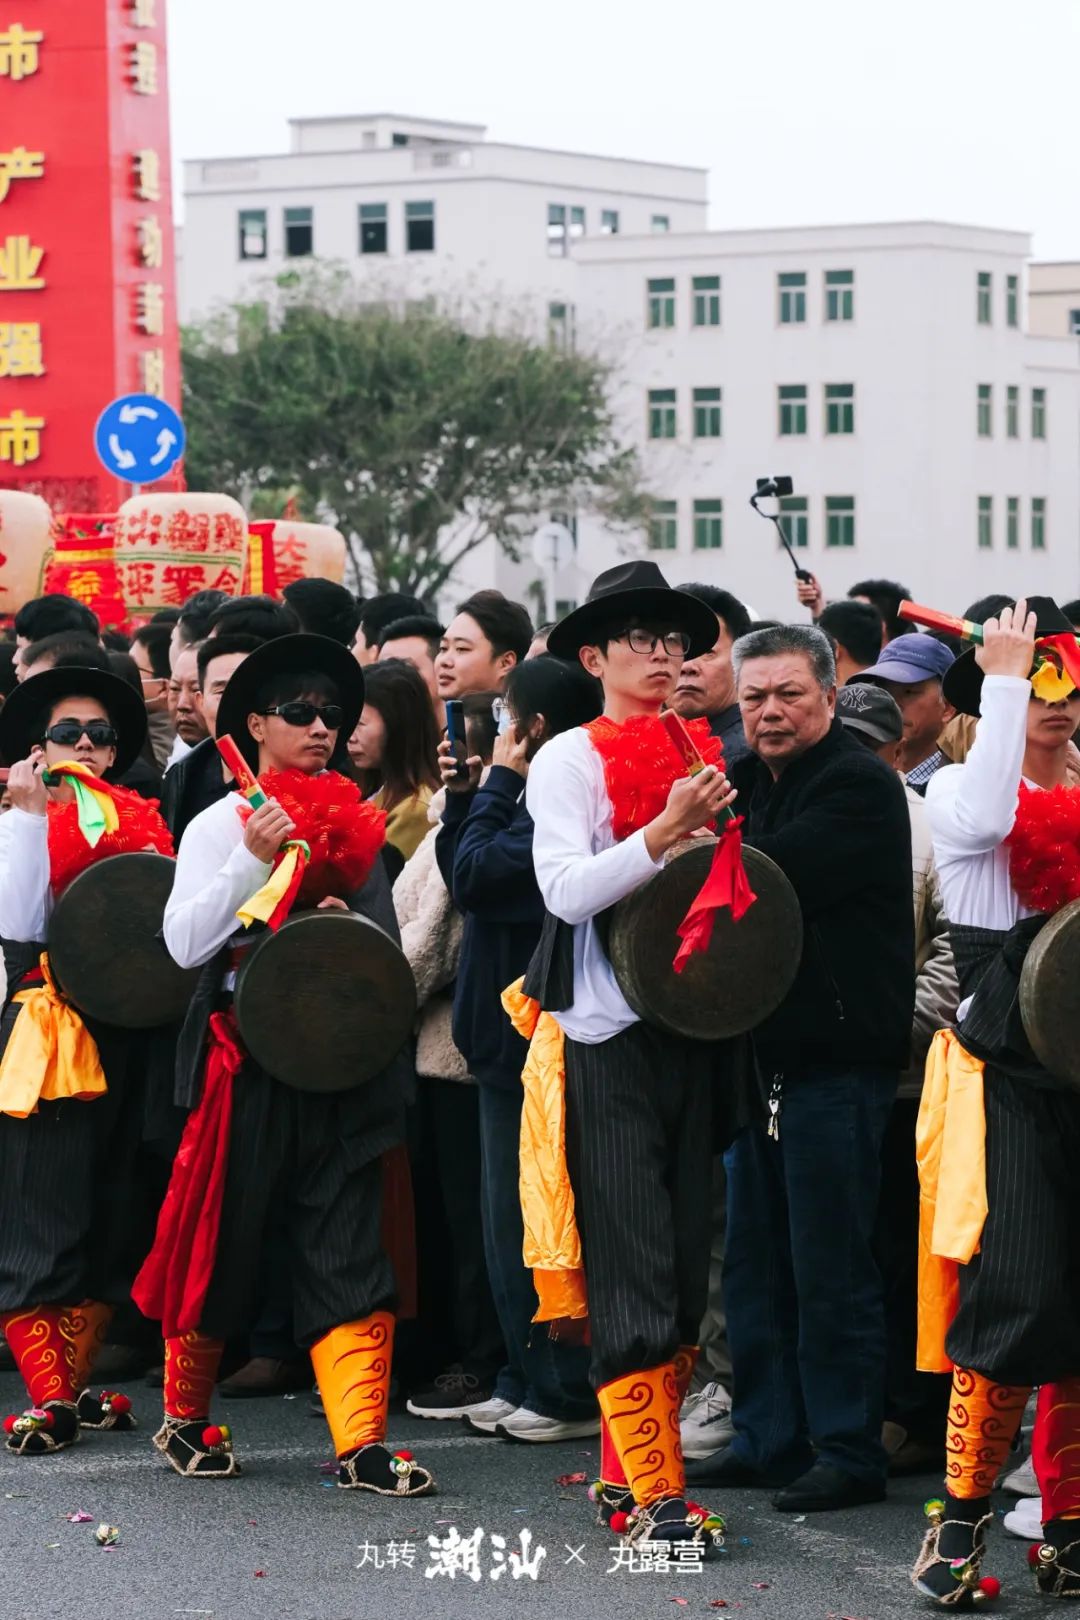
[
  {"xmin": 772, "ymin": 1461, "xmax": 886, "ymax": 1513},
  {"xmin": 684, "ymin": 1444, "xmax": 810, "ymax": 1490}
]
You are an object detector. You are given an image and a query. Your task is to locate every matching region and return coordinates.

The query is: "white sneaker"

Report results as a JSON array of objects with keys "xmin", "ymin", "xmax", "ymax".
[
  {"xmin": 1003, "ymin": 1496, "xmax": 1044, "ymax": 1540},
  {"xmin": 680, "ymin": 1380, "xmax": 735, "ymax": 1460},
  {"xmin": 494, "ymin": 1407, "xmax": 601, "ymax": 1443},
  {"xmin": 462, "ymin": 1398, "xmax": 518, "ymax": 1436},
  {"xmin": 1001, "ymin": 1454, "xmax": 1039, "ymax": 1497}
]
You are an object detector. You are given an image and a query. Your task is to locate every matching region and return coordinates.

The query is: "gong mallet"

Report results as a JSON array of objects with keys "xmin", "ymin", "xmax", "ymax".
[
  {"xmin": 897, "ymin": 600, "xmax": 985, "ymax": 644},
  {"xmin": 660, "ymin": 709, "xmax": 736, "ymax": 825},
  {"xmin": 215, "ymin": 733, "xmax": 269, "ymax": 808}
]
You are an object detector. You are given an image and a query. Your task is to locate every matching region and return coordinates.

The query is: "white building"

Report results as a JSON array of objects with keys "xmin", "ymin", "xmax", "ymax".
[
  {"xmin": 181, "ymin": 116, "xmax": 1080, "ymax": 619},
  {"xmin": 1029, "ymin": 262, "xmax": 1080, "ymax": 338}
]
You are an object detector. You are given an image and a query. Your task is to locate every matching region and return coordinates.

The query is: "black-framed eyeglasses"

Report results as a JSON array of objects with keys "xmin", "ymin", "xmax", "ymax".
[
  {"xmin": 615, "ymin": 627, "xmax": 691, "ymax": 658},
  {"xmin": 258, "ymin": 702, "xmax": 344, "ymax": 729},
  {"xmin": 42, "ymin": 720, "xmax": 118, "ymax": 749}
]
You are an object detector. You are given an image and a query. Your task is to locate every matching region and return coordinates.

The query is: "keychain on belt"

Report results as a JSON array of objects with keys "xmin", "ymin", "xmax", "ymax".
[{"xmin": 767, "ymin": 1074, "xmax": 784, "ymax": 1141}]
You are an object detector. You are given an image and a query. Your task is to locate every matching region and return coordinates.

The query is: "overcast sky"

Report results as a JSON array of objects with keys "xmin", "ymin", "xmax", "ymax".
[{"xmin": 168, "ymin": 0, "xmax": 1080, "ymax": 260}]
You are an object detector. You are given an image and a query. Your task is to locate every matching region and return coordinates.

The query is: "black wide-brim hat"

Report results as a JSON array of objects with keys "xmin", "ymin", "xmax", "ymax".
[
  {"xmin": 0, "ymin": 665, "xmax": 148, "ymax": 779},
  {"xmin": 944, "ymin": 596, "xmax": 1077, "ymax": 717},
  {"xmin": 215, "ymin": 633, "xmax": 365, "ymax": 772},
  {"xmin": 546, "ymin": 560, "xmax": 719, "ymax": 661}
]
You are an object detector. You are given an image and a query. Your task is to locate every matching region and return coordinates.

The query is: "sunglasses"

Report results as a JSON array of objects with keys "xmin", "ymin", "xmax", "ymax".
[
  {"xmin": 42, "ymin": 720, "xmax": 118, "ymax": 748},
  {"xmin": 258, "ymin": 702, "xmax": 344, "ymax": 729}
]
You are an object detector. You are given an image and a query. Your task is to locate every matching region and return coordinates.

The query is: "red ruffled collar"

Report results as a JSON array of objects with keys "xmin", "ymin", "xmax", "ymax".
[
  {"xmin": 248, "ymin": 767, "xmax": 386, "ymax": 906},
  {"xmin": 585, "ymin": 714, "xmax": 723, "ymax": 843},
  {"xmin": 1007, "ymin": 780, "xmax": 1080, "ymax": 914},
  {"xmin": 47, "ymin": 784, "xmax": 174, "ymax": 897}
]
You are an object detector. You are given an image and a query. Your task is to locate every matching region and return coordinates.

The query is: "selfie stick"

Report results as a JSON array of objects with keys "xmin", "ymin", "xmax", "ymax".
[{"xmin": 749, "ymin": 476, "xmax": 810, "ymax": 583}]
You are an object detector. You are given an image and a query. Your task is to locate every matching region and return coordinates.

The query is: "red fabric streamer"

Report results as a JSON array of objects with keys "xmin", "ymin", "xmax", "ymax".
[
  {"xmin": 47, "ymin": 784, "xmax": 173, "ymax": 897},
  {"xmin": 1006, "ymin": 781, "xmax": 1080, "ymax": 915},
  {"xmin": 264, "ymin": 844, "xmax": 308, "ymax": 933},
  {"xmin": 672, "ymin": 818, "xmax": 758, "ymax": 972},
  {"xmin": 252, "ymin": 767, "xmax": 386, "ymax": 906},
  {"xmin": 585, "ymin": 714, "xmax": 722, "ymax": 840},
  {"xmin": 131, "ymin": 1011, "xmax": 244, "ymax": 1339}
]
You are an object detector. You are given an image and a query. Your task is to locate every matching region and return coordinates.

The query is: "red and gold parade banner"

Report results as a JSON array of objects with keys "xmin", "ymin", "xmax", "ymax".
[
  {"xmin": 242, "ymin": 520, "xmax": 348, "ymax": 598},
  {"xmin": 43, "ymin": 514, "xmax": 127, "ymax": 627},
  {"xmin": 113, "ymin": 492, "xmax": 247, "ymax": 614},
  {"xmin": 0, "ymin": 1, "xmax": 181, "ymax": 512}
]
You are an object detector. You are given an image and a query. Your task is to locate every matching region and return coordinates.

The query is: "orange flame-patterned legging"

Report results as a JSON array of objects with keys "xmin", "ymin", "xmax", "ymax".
[{"xmin": 945, "ymin": 1367, "xmax": 1030, "ymax": 1499}]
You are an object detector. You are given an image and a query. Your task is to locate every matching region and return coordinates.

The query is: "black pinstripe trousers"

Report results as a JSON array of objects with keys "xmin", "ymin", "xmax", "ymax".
[
  {"xmin": 563, "ymin": 1020, "xmax": 714, "ymax": 1389},
  {"xmin": 0, "ymin": 1020, "xmax": 152, "ymax": 1311},
  {"xmin": 194, "ymin": 1064, "xmax": 398, "ymax": 1350},
  {"xmin": 946, "ymin": 1068, "xmax": 1080, "ymax": 1385}
]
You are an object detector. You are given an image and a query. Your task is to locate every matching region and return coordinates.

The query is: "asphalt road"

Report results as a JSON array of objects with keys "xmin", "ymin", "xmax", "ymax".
[{"xmin": 0, "ymin": 1373, "xmax": 1049, "ymax": 1620}]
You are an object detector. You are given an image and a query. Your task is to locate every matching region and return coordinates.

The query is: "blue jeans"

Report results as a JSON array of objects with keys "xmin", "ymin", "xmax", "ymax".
[
  {"xmin": 475, "ymin": 1075, "xmax": 596, "ymax": 1421},
  {"xmin": 723, "ymin": 1067, "xmax": 896, "ymax": 1484}
]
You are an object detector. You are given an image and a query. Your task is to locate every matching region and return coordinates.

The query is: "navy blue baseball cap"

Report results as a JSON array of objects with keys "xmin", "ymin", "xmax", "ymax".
[{"xmin": 852, "ymin": 632, "xmax": 955, "ymax": 687}]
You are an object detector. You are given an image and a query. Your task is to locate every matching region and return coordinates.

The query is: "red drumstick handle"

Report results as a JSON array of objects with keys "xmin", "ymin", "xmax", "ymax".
[
  {"xmin": 898, "ymin": 600, "xmax": 984, "ymax": 644},
  {"xmin": 661, "ymin": 708, "xmax": 707, "ymax": 774},
  {"xmin": 661, "ymin": 708, "xmax": 735, "ymax": 823},
  {"xmin": 216, "ymin": 734, "xmax": 268, "ymax": 807}
]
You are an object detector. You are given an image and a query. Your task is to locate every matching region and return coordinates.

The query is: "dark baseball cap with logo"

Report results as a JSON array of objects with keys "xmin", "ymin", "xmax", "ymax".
[{"xmin": 836, "ymin": 682, "xmax": 903, "ymax": 745}]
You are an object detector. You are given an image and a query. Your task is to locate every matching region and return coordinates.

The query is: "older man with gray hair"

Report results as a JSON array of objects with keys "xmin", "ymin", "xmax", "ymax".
[{"xmin": 686, "ymin": 623, "xmax": 914, "ymax": 1515}]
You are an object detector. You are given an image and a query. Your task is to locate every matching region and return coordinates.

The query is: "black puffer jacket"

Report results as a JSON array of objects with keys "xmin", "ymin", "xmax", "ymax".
[{"xmin": 732, "ymin": 719, "xmax": 915, "ymax": 1072}]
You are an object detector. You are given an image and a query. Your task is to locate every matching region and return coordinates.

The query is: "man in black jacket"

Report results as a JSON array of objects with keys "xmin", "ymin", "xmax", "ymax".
[
  {"xmin": 688, "ymin": 623, "xmax": 914, "ymax": 1514},
  {"xmin": 160, "ymin": 636, "xmax": 261, "ymax": 848}
]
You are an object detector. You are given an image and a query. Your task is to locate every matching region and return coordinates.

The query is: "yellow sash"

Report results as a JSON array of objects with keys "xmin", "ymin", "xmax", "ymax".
[
  {"xmin": 502, "ymin": 977, "xmax": 588, "ymax": 1323},
  {"xmin": 0, "ymin": 954, "xmax": 108, "ymax": 1119},
  {"xmin": 915, "ymin": 1027, "xmax": 987, "ymax": 1372}
]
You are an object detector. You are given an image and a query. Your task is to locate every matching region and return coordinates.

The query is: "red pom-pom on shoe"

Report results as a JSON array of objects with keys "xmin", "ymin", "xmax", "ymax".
[
  {"xmin": 1029, "ymin": 1546, "xmax": 1043, "ymax": 1568},
  {"xmin": 978, "ymin": 1578, "xmax": 1001, "ymax": 1600},
  {"xmin": 393, "ymin": 1448, "xmax": 413, "ymax": 1461},
  {"xmin": 201, "ymin": 1424, "xmax": 223, "ymax": 1448},
  {"xmin": 42, "ymin": 1409, "xmax": 55, "ymax": 1429},
  {"xmin": 610, "ymin": 1511, "xmax": 630, "ymax": 1535},
  {"xmin": 107, "ymin": 1393, "xmax": 132, "ymax": 1415},
  {"xmin": 3, "ymin": 1414, "xmax": 16, "ymax": 1434}
]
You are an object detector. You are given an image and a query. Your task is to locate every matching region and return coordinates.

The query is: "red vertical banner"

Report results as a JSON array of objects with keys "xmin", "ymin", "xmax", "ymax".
[{"xmin": 0, "ymin": 1, "xmax": 181, "ymax": 513}]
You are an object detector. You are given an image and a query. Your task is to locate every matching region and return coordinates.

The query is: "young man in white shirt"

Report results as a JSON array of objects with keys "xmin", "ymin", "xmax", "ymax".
[
  {"xmin": 912, "ymin": 599, "xmax": 1080, "ymax": 1603},
  {"xmin": 524, "ymin": 561, "xmax": 734, "ymax": 1551},
  {"xmin": 133, "ymin": 634, "xmax": 435, "ymax": 1500}
]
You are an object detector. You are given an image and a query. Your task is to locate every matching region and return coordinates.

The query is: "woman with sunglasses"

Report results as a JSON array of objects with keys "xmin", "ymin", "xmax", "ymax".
[
  {"xmin": 134, "ymin": 634, "xmax": 436, "ymax": 1499},
  {"xmin": 0, "ymin": 665, "xmax": 173, "ymax": 1456}
]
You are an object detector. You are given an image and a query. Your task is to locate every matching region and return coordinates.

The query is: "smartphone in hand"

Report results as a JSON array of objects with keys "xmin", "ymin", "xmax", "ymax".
[{"xmin": 444, "ymin": 699, "xmax": 469, "ymax": 777}]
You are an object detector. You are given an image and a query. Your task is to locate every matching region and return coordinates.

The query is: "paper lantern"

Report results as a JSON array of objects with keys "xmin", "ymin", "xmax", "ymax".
[
  {"xmin": 44, "ymin": 515, "xmax": 127, "ymax": 628},
  {"xmin": 0, "ymin": 491, "xmax": 52, "ymax": 617},
  {"xmin": 113, "ymin": 493, "xmax": 247, "ymax": 614},
  {"xmin": 243, "ymin": 520, "xmax": 347, "ymax": 597}
]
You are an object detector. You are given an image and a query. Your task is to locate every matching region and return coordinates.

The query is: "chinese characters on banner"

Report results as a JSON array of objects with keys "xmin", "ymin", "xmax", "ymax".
[
  {"xmin": 242, "ymin": 519, "xmax": 349, "ymax": 595},
  {"xmin": 43, "ymin": 515, "xmax": 127, "ymax": 625},
  {"xmin": 0, "ymin": 2, "xmax": 181, "ymax": 513},
  {"xmin": 113, "ymin": 492, "xmax": 247, "ymax": 613}
]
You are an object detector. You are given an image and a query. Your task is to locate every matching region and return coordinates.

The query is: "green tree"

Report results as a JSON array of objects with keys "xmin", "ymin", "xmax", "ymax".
[{"xmin": 181, "ymin": 268, "xmax": 648, "ymax": 598}]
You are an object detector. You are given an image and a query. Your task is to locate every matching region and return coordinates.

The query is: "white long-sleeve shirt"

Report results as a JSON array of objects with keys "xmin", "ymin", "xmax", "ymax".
[
  {"xmin": 925, "ymin": 674, "xmax": 1035, "ymax": 935},
  {"xmin": 163, "ymin": 792, "xmax": 273, "ymax": 969},
  {"xmin": 526, "ymin": 726, "xmax": 664, "ymax": 1044},
  {"xmin": 0, "ymin": 808, "xmax": 52, "ymax": 943}
]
